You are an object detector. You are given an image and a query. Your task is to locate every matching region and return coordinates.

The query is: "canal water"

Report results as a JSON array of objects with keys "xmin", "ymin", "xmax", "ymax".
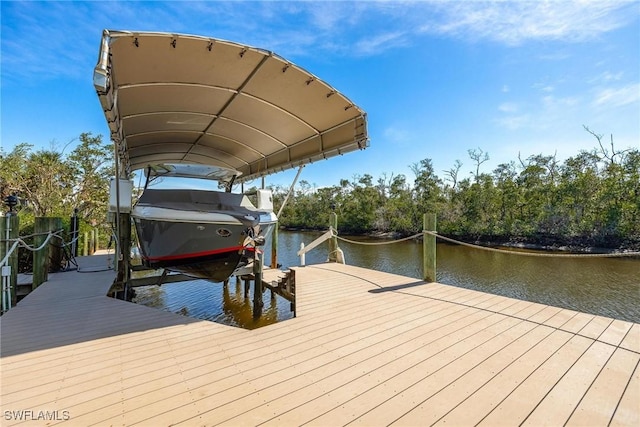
[{"xmin": 133, "ymin": 230, "xmax": 640, "ymax": 326}]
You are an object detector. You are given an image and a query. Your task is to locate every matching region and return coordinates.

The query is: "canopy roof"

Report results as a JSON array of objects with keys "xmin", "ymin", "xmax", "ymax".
[{"xmin": 93, "ymin": 30, "xmax": 368, "ymax": 182}]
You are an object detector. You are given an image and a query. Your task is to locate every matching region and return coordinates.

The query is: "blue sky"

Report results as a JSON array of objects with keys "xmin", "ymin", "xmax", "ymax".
[{"xmin": 2, "ymin": 1, "xmax": 639, "ymax": 189}]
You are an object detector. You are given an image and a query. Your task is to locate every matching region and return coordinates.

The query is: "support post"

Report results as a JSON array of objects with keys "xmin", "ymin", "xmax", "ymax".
[
  {"xmin": 70, "ymin": 208, "xmax": 79, "ymax": 257},
  {"xmin": 1, "ymin": 213, "xmax": 19, "ymax": 307},
  {"xmin": 83, "ymin": 232, "xmax": 88, "ymax": 256},
  {"xmin": 116, "ymin": 212, "xmax": 131, "ymax": 300},
  {"xmin": 48, "ymin": 218, "xmax": 63, "ymax": 272},
  {"xmin": 328, "ymin": 212, "xmax": 338, "ymax": 262},
  {"xmin": 244, "ymin": 277, "xmax": 250, "ymax": 297},
  {"xmin": 271, "ymin": 224, "xmax": 278, "ymax": 269},
  {"xmin": 91, "ymin": 228, "xmax": 97, "ymax": 254},
  {"xmin": 253, "ymin": 253, "xmax": 263, "ymax": 318},
  {"xmin": 33, "ymin": 217, "xmax": 60, "ymax": 288},
  {"xmin": 423, "ymin": 213, "xmax": 437, "ymax": 282}
]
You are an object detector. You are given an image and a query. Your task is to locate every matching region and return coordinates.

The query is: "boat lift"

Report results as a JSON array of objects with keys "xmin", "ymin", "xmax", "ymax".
[{"xmin": 94, "ymin": 29, "xmax": 369, "ymax": 315}]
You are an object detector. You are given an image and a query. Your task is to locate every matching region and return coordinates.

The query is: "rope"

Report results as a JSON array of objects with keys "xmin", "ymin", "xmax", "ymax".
[
  {"xmin": 49, "ymin": 232, "xmax": 82, "ymax": 249},
  {"xmin": 332, "ymin": 229, "xmax": 640, "ymax": 258},
  {"xmin": 424, "ymin": 231, "xmax": 640, "ymax": 258},
  {"xmin": 0, "ymin": 229, "xmax": 65, "ymax": 267},
  {"xmin": 335, "ymin": 233, "xmax": 423, "ymax": 246},
  {"xmin": 1, "ymin": 229, "xmax": 63, "ymax": 241}
]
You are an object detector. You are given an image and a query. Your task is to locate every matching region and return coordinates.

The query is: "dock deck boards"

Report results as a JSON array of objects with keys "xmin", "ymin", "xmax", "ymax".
[{"xmin": 1, "ymin": 257, "xmax": 638, "ymax": 426}]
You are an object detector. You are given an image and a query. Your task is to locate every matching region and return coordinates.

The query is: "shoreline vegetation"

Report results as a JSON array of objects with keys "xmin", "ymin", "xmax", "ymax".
[
  {"xmin": 270, "ymin": 132, "xmax": 639, "ymax": 254},
  {"xmin": 282, "ymin": 227, "xmax": 640, "ymax": 254},
  {"xmin": 1, "ymin": 129, "xmax": 638, "ymax": 255}
]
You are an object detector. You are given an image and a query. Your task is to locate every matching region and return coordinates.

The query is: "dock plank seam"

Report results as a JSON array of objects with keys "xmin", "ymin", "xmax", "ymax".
[
  {"xmin": 608, "ymin": 358, "xmax": 640, "ymax": 426},
  {"xmin": 2, "ymin": 259, "xmax": 638, "ymax": 426},
  {"xmin": 308, "ymin": 265, "xmax": 640, "ymax": 355}
]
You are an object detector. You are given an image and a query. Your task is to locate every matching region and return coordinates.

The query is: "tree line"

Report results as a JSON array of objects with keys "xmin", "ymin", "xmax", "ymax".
[
  {"xmin": 0, "ymin": 133, "xmax": 114, "ymax": 241},
  {"xmin": 271, "ymin": 129, "xmax": 640, "ymax": 250},
  {"xmin": 2, "ymin": 128, "xmax": 638, "ymax": 251}
]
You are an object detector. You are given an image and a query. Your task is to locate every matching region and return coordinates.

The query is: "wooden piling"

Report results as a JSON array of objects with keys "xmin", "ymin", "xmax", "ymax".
[
  {"xmin": 83, "ymin": 232, "xmax": 88, "ymax": 256},
  {"xmin": 423, "ymin": 213, "xmax": 436, "ymax": 282},
  {"xmin": 328, "ymin": 212, "xmax": 338, "ymax": 262},
  {"xmin": 271, "ymin": 224, "xmax": 278, "ymax": 269},
  {"xmin": 116, "ymin": 213, "xmax": 132, "ymax": 300},
  {"xmin": 33, "ymin": 217, "xmax": 61, "ymax": 289},
  {"xmin": 91, "ymin": 229, "xmax": 97, "ymax": 254},
  {"xmin": 70, "ymin": 209, "xmax": 79, "ymax": 257},
  {"xmin": 253, "ymin": 255, "xmax": 263, "ymax": 318},
  {"xmin": 244, "ymin": 277, "xmax": 250, "ymax": 297},
  {"xmin": 1, "ymin": 213, "xmax": 19, "ymax": 306}
]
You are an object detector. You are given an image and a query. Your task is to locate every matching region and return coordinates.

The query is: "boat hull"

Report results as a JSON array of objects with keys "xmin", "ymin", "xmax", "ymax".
[{"xmin": 132, "ymin": 195, "xmax": 277, "ymax": 282}]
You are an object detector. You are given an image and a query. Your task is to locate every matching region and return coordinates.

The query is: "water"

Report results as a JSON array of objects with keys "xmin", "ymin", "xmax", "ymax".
[
  {"xmin": 133, "ymin": 278, "xmax": 291, "ymax": 330},
  {"xmin": 133, "ymin": 230, "xmax": 640, "ymax": 326}
]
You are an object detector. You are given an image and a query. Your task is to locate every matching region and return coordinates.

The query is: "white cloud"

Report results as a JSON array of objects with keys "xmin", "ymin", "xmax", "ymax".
[
  {"xmin": 355, "ymin": 31, "xmax": 410, "ymax": 55},
  {"xmin": 589, "ymin": 71, "xmax": 625, "ymax": 84},
  {"xmin": 495, "ymin": 114, "xmax": 532, "ymax": 130},
  {"xmin": 592, "ymin": 83, "xmax": 640, "ymax": 108},
  {"xmin": 542, "ymin": 95, "xmax": 579, "ymax": 109},
  {"xmin": 383, "ymin": 125, "xmax": 412, "ymax": 145},
  {"xmin": 533, "ymin": 82, "xmax": 556, "ymax": 93},
  {"xmin": 496, "ymin": 94, "xmax": 580, "ymax": 132},
  {"xmin": 498, "ymin": 102, "xmax": 519, "ymax": 113},
  {"xmin": 420, "ymin": 1, "xmax": 637, "ymax": 46}
]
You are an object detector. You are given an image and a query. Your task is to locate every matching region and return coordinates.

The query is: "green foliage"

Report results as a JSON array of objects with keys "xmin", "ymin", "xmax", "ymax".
[
  {"xmin": 274, "ymin": 134, "xmax": 639, "ymax": 249},
  {"xmin": 1, "ymin": 133, "xmax": 114, "ymax": 237},
  {"xmin": 3, "ymin": 130, "xmax": 636, "ymax": 251}
]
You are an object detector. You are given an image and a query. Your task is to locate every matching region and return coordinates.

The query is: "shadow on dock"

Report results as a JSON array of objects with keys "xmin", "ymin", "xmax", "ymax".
[{"xmin": 1, "ymin": 254, "xmax": 203, "ymax": 358}]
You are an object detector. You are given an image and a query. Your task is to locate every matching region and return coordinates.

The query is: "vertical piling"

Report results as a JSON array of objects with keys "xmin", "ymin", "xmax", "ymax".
[
  {"xmin": 423, "ymin": 213, "xmax": 437, "ymax": 282},
  {"xmin": 116, "ymin": 212, "xmax": 132, "ymax": 299},
  {"xmin": 300, "ymin": 243, "xmax": 306, "ymax": 266},
  {"xmin": 1, "ymin": 213, "xmax": 19, "ymax": 307},
  {"xmin": 33, "ymin": 217, "xmax": 61, "ymax": 289},
  {"xmin": 328, "ymin": 212, "xmax": 338, "ymax": 263},
  {"xmin": 49, "ymin": 218, "xmax": 63, "ymax": 273},
  {"xmin": 70, "ymin": 208, "xmax": 79, "ymax": 257},
  {"xmin": 253, "ymin": 254, "xmax": 263, "ymax": 318},
  {"xmin": 83, "ymin": 232, "xmax": 88, "ymax": 256},
  {"xmin": 91, "ymin": 229, "xmax": 97, "ymax": 254},
  {"xmin": 271, "ymin": 224, "xmax": 278, "ymax": 268}
]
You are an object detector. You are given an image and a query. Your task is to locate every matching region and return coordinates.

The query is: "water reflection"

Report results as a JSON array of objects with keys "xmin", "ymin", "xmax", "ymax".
[
  {"xmin": 269, "ymin": 231, "xmax": 639, "ymax": 323},
  {"xmin": 133, "ymin": 278, "xmax": 293, "ymax": 330},
  {"xmin": 132, "ymin": 230, "xmax": 640, "ymax": 325}
]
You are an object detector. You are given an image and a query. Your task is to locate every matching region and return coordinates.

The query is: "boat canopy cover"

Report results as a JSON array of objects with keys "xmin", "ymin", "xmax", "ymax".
[{"xmin": 94, "ymin": 30, "xmax": 368, "ymax": 182}]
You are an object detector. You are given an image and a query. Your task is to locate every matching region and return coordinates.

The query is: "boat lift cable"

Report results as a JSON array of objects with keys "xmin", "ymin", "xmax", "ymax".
[{"xmin": 331, "ymin": 229, "xmax": 640, "ymax": 258}]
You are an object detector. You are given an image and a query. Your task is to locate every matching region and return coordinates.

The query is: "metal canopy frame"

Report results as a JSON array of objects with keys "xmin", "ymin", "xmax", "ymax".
[{"xmin": 93, "ymin": 30, "xmax": 368, "ymax": 182}]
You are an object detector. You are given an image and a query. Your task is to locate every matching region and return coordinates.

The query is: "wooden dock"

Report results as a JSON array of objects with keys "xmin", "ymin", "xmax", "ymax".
[{"xmin": 1, "ymin": 255, "xmax": 638, "ymax": 426}]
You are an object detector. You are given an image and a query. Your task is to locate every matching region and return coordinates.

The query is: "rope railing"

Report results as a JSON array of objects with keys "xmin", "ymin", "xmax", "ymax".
[
  {"xmin": 335, "ymin": 232, "xmax": 423, "ymax": 246},
  {"xmin": 333, "ymin": 228, "xmax": 640, "ymax": 258},
  {"xmin": 2, "ymin": 228, "xmax": 66, "ymax": 314},
  {"xmin": 49, "ymin": 232, "xmax": 82, "ymax": 249},
  {"xmin": 0, "ymin": 229, "xmax": 65, "ymax": 267}
]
